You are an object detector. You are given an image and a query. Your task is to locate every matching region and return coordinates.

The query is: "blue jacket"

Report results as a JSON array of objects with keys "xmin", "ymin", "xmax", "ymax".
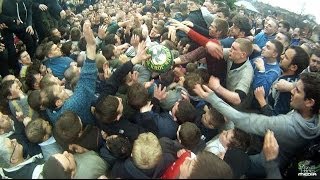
[
  {"xmin": 42, "ymin": 56, "xmax": 74, "ymax": 80},
  {"xmin": 47, "ymin": 59, "xmax": 97, "ymax": 125},
  {"xmin": 251, "ymin": 57, "xmax": 281, "ymax": 94}
]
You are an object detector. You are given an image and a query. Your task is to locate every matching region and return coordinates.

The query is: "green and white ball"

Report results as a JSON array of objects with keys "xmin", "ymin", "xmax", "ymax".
[{"xmin": 146, "ymin": 45, "xmax": 173, "ymax": 73}]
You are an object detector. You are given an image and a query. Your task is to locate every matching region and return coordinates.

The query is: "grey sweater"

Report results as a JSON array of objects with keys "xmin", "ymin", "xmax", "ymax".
[{"xmin": 205, "ymin": 92, "xmax": 320, "ymax": 169}]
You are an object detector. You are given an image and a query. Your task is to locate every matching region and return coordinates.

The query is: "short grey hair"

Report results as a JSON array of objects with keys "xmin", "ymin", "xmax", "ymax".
[{"xmin": 0, "ymin": 136, "xmax": 11, "ymax": 168}]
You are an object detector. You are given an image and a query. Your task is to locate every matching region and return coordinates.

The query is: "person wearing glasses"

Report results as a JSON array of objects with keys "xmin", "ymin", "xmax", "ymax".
[{"xmin": 0, "ymin": 136, "xmax": 44, "ymax": 179}]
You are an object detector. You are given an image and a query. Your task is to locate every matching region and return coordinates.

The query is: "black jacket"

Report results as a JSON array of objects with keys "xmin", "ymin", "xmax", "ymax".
[{"xmin": 0, "ymin": 0, "xmax": 32, "ymax": 27}]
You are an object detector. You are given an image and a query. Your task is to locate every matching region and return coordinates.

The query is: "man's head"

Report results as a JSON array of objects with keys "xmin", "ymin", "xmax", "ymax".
[
  {"xmin": 41, "ymin": 85, "xmax": 70, "ymax": 109},
  {"xmin": 209, "ymin": 18, "xmax": 229, "ymax": 39},
  {"xmin": 218, "ymin": 128, "xmax": 250, "ymax": 150},
  {"xmin": 229, "ymin": 38, "xmax": 253, "ymax": 63},
  {"xmin": 54, "ymin": 111, "xmax": 82, "ymax": 144},
  {"xmin": 279, "ymin": 46, "xmax": 309, "ymax": 74},
  {"xmin": 187, "ymin": 0, "xmax": 201, "ymax": 11},
  {"xmin": 179, "ymin": 150, "xmax": 233, "ymax": 178},
  {"xmin": 290, "ymin": 72, "xmax": 320, "ymax": 115},
  {"xmin": 275, "ymin": 32, "xmax": 291, "ymax": 51},
  {"xmin": 1, "ymin": 80, "xmax": 22, "ymax": 100},
  {"xmin": 261, "ymin": 40, "xmax": 283, "ymax": 61},
  {"xmin": 183, "ymin": 72, "xmax": 204, "ymax": 96},
  {"xmin": 0, "ymin": 112, "xmax": 14, "ymax": 135},
  {"xmin": 201, "ymin": 105, "xmax": 225, "ymax": 129},
  {"xmin": 25, "ymin": 118, "xmax": 52, "ymax": 143},
  {"xmin": 292, "ymin": 28, "xmax": 301, "ymax": 39},
  {"xmin": 264, "ymin": 19, "xmax": 278, "ymax": 36},
  {"xmin": 146, "ymin": 0, "xmax": 153, "ymax": 7},
  {"xmin": 40, "ymin": 73, "xmax": 63, "ymax": 89},
  {"xmin": 25, "ymin": 70, "xmax": 42, "ymax": 90},
  {"xmin": 51, "ymin": 28, "xmax": 62, "ymax": 39},
  {"xmin": 127, "ymin": 83, "xmax": 149, "ymax": 110},
  {"xmin": 171, "ymin": 99, "xmax": 197, "ymax": 124},
  {"xmin": 309, "ymin": 49, "xmax": 320, "ymax": 72},
  {"xmin": 230, "ymin": 15, "xmax": 252, "ymax": 38},
  {"xmin": 43, "ymin": 151, "xmax": 76, "ymax": 179},
  {"xmin": 216, "ymin": 7, "xmax": 230, "ymax": 20},
  {"xmin": 43, "ymin": 41, "xmax": 62, "ymax": 58},
  {"xmin": 0, "ymin": 137, "xmax": 24, "ymax": 168},
  {"xmin": 177, "ymin": 122, "xmax": 201, "ymax": 150},
  {"xmin": 105, "ymin": 134, "xmax": 132, "ymax": 159},
  {"xmin": 278, "ymin": 20, "xmax": 290, "ymax": 33},
  {"xmin": 93, "ymin": 95, "xmax": 123, "ymax": 124},
  {"xmin": 28, "ymin": 90, "xmax": 45, "ymax": 111},
  {"xmin": 132, "ymin": 132, "xmax": 162, "ymax": 170},
  {"xmin": 17, "ymin": 50, "xmax": 32, "ymax": 66}
]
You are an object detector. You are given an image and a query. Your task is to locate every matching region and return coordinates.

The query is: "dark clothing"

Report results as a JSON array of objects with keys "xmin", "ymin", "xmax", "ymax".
[
  {"xmin": 32, "ymin": 0, "xmax": 62, "ymax": 41},
  {"xmin": 2, "ymin": 155, "xmax": 44, "ymax": 179},
  {"xmin": 111, "ymin": 154, "xmax": 175, "ymax": 179},
  {"xmin": 0, "ymin": 48, "xmax": 10, "ymax": 77},
  {"xmin": 194, "ymin": 112, "xmax": 220, "ymax": 143},
  {"xmin": 160, "ymin": 137, "xmax": 206, "ymax": 156},
  {"xmin": 98, "ymin": 117, "xmax": 146, "ymax": 142},
  {"xmin": 54, "ymin": 125, "xmax": 102, "ymax": 152},
  {"xmin": 0, "ymin": 0, "xmax": 36, "ymax": 72}
]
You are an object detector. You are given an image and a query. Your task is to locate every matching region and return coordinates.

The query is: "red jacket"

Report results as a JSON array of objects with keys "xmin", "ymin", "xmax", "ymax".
[{"xmin": 161, "ymin": 151, "xmax": 191, "ymax": 179}]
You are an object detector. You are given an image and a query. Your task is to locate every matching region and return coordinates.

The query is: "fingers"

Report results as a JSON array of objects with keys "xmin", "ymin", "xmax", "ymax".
[{"xmin": 202, "ymin": 84, "xmax": 213, "ymax": 93}]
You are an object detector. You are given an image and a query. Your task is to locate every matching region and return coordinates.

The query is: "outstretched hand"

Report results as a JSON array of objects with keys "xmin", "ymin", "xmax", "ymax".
[
  {"xmin": 83, "ymin": 20, "xmax": 96, "ymax": 60},
  {"xmin": 193, "ymin": 84, "xmax": 213, "ymax": 99},
  {"xmin": 263, "ymin": 130, "xmax": 279, "ymax": 161},
  {"xmin": 206, "ymin": 41, "xmax": 223, "ymax": 59}
]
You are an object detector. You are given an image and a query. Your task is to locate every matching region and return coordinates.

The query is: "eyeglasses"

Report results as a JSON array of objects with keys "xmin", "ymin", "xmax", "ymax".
[{"xmin": 10, "ymin": 141, "xmax": 17, "ymax": 162}]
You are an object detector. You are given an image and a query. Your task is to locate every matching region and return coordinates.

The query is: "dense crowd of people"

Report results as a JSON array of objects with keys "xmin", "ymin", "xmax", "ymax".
[{"xmin": 0, "ymin": 0, "xmax": 320, "ymax": 179}]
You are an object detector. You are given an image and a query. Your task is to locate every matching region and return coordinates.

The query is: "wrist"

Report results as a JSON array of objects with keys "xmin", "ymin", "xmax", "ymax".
[{"xmin": 213, "ymin": 85, "xmax": 221, "ymax": 92}]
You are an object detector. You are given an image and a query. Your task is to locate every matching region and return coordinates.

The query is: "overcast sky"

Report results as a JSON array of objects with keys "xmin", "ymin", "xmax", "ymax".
[{"xmin": 257, "ymin": 0, "xmax": 320, "ymax": 23}]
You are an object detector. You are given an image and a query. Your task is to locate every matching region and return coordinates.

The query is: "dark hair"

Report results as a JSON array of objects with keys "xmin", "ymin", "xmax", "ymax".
[
  {"xmin": 207, "ymin": 106, "xmax": 225, "ymax": 128},
  {"xmin": 43, "ymin": 156, "xmax": 72, "ymax": 179},
  {"xmin": 214, "ymin": 18, "xmax": 229, "ymax": 38},
  {"xmin": 94, "ymin": 95, "xmax": 119, "ymax": 124},
  {"xmin": 101, "ymin": 44, "xmax": 115, "ymax": 60},
  {"xmin": 178, "ymin": 122, "xmax": 201, "ymax": 150},
  {"xmin": 270, "ymin": 39, "xmax": 284, "ymax": 60},
  {"xmin": 106, "ymin": 135, "xmax": 132, "ymax": 159},
  {"xmin": 300, "ymin": 72, "xmax": 320, "ymax": 114},
  {"xmin": 232, "ymin": 15, "xmax": 252, "ymax": 37},
  {"xmin": 28, "ymin": 90, "xmax": 42, "ymax": 111},
  {"xmin": 189, "ymin": 151, "xmax": 233, "ymax": 179},
  {"xmin": 159, "ymin": 70, "xmax": 174, "ymax": 87},
  {"xmin": 104, "ymin": 33, "xmax": 117, "ymax": 45},
  {"xmin": 229, "ymin": 128, "xmax": 250, "ymax": 151},
  {"xmin": 176, "ymin": 100, "xmax": 196, "ymax": 124},
  {"xmin": 25, "ymin": 69, "xmax": 40, "ymax": 90},
  {"xmin": 289, "ymin": 46, "xmax": 309, "ymax": 75},
  {"xmin": 54, "ymin": 111, "xmax": 82, "ymax": 144},
  {"xmin": 61, "ymin": 41, "xmax": 73, "ymax": 57},
  {"xmin": 78, "ymin": 37, "xmax": 87, "ymax": 51},
  {"xmin": 216, "ymin": 7, "xmax": 230, "ymax": 19},
  {"xmin": 1, "ymin": 80, "xmax": 15, "ymax": 99},
  {"xmin": 127, "ymin": 83, "xmax": 149, "ymax": 110},
  {"xmin": 279, "ymin": 20, "xmax": 290, "ymax": 32}
]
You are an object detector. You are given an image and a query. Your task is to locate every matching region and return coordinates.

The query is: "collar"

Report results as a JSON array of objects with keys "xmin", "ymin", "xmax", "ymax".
[{"xmin": 39, "ymin": 136, "xmax": 56, "ymax": 146}]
